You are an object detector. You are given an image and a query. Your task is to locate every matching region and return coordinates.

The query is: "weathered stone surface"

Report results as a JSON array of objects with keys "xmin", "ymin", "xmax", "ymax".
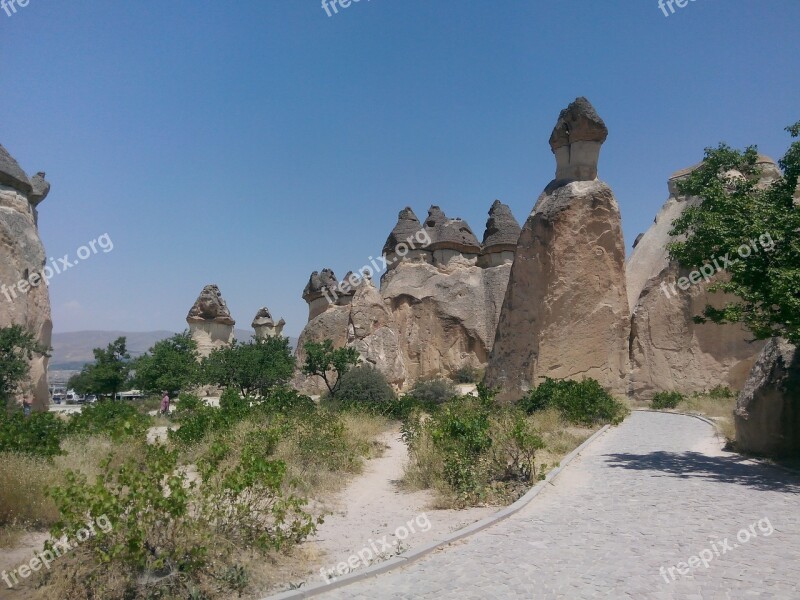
[
  {"xmin": 735, "ymin": 338, "xmax": 800, "ymax": 457},
  {"xmin": 486, "ymin": 100, "xmax": 628, "ymax": 400},
  {"xmin": 302, "ymin": 269, "xmax": 339, "ymax": 320},
  {"xmin": 626, "ymin": 158, "xmax": 779, "ymax": 397},
  {"xmin": 0, "ymin": 146, "xmax": 51, "ymax": 409},
  {"xmin": 186, "ymin": 284, "xmax": 235, "ymax": 357},
  {"xmin": 251, "ymin": 307, "xmax": 285, "ymax": 339},
  {"xmin": 486, "ymin": 180, "xmax": 630, "ymax": 400},
  {"xmin": 548, "ymin": 97, "xmax": 608, "ymax": 182},
  {"xmin": 295, "ymin": 199, "xmax": 516, "ymax": 391},
  {"xmin": 481, "ymin": 200, "xmax": 521, "ymax": 253}
]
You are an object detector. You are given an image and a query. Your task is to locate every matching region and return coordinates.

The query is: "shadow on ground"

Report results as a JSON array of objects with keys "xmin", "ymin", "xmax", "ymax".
[{"xmin": 603, "ymin": 451, "xmax": 800, "ymax": 493}]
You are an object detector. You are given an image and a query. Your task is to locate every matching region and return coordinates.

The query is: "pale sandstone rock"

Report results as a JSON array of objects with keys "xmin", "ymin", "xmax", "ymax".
[
  {"xmin": 0, "ymin": 144, "xmax": 52, "ymax": 410},
  {"xmin": 735, "ymin": 338, "xmax": 800, "ymax": 457},
  {"xmin": 486, "ymin": 98, "xmax": 629, "ymax": 400},
  {"xmin": 626, "ymin": 158, "xmax": 780, "ymax": 397},
  {"xmin": 186, "ymin": 284, "xmax": 235, "ymax": 357},
  {"xmin": 251, "ymin": 307, "xmax": 285, "ymax": 339}
]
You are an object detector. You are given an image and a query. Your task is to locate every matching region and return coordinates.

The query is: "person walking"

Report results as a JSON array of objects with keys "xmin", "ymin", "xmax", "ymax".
[
  {"xmin": 22, "ymin": 398, "xmax": 32, "ymax": 417},
  {"xmin": 160, "ymin": 391, "xmax": 170, "ymax": 416}
]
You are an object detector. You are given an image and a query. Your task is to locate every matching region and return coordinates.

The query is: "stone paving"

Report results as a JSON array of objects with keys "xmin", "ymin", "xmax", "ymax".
[{"xmin": 317, "ymin": 411, "xmax": 800, "ymax": 600}]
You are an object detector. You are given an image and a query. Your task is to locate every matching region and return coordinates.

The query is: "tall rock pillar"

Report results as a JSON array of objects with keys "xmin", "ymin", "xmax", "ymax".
[
  {"xmin": 485, "ymin": 98, "xmax": 630, "ymax": 400},
  {"xmin": 186, "ymin": 284, "xmax": 235, "ymax": 358}
]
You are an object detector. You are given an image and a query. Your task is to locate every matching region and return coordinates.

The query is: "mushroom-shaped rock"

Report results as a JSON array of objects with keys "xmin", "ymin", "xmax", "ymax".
[
  {"xmin": 187, "ymin": 284, "xmax": 236, "ymax": 326},
  {"xmin": 186, "ymin": 284, "xmax": 236, "ymax": 358},
  {"xmin": 0, "ymin": 144, "xmax": 32, "ymax": 194},
  {"xmin": 425, "ymin": 206, "xmax": 481, "ymax": 254},
  {"xmin": 383, "ymin": 207, "xmax": 424, "ymax": 255},
  {"xmin": 302, "ymin": 268, "xmax": 339, "ymax": 321},
  {"xmin": 482, "ymin": 200, "xmax": 521, "ymax": 254},
  {"xmin": 252, "ymin": 307, "xmax": 286, "ymax": 339},
  {"xmin": 548, "ymin": 97, "xmax": 608, "ymax": 182}
]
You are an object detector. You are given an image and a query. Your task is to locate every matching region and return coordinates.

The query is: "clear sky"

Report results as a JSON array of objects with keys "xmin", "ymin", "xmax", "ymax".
[{"xmin": 1, "ymin": 0, "xmax": 798, "ymax": 337}]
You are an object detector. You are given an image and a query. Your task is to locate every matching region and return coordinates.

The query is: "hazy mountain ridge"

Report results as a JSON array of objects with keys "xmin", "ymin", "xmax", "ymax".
[{"xmin": 49, "ymin": 330, "xmax": 296, "ymax": 369}]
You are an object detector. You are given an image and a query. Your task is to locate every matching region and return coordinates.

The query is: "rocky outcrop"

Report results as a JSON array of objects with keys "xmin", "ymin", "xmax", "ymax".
[
  {"xmin": 252, "ymin": 307, "xmax": 285, "ymax": 339},
  {"xmin": 295, "ymin": 200, "xmax": 520, "ymax": 391},
  {"xmin": 734, "ymin": 338, "xmax": 800, "ymax": 457},
  {"xmin": 486, "ymin": 98, "xmax": 630, "ymax": 400},
  {"xmin": 186, "ymin": 284, "xmax": 235, "ymax": 357},
  {"xmin": 0, "ymin": 144, "xmax": 52, "ymax": 409},
  {"xmin": 626, "ymin": 157, "xmax": 779, "ymax": 397}
]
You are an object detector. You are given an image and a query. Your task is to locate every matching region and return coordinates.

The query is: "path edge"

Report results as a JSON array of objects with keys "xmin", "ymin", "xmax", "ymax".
[{"xmin": 262, "ymin": 423, "xmax": 613, "ymax": 600}]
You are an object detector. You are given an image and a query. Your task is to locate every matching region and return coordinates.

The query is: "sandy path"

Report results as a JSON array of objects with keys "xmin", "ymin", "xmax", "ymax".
[{"xmin": 307, "ymin": 428, "xmax": 496, "ymax": 584}]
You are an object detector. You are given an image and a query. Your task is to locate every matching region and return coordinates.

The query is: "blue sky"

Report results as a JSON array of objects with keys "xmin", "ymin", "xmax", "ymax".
[{"xmin": 1, "ymin": 0, "xmax": 798, "ymax": 337}]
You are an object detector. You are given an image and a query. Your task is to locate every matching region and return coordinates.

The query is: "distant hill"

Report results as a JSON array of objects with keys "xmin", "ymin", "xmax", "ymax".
[{"xmin": 49, "ymin": 330, "xmax": 295, "ymax": 370}]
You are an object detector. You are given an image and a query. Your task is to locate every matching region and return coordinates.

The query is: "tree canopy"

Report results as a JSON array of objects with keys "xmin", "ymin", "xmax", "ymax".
[
  {"xmin": 301, "ymin": 339, "xmax": 359, "ymax": 396},
  {"xmin": 202, "ymin": 336, "xmax": 296, "ymax": 397},
  {"xmin": 0, "ymin": 325, "xmax": 49, "ymax": 408},
  {"xmin": 68, "ymin": 337, "xmax": 130, "ymax": 399},
  {"xmin": 669, "ymin": 122, "xmax": 800, "ymax": 344},
  {"xmin": 132, "ymin": 332, "xmax": 200, "ymax": 396}
]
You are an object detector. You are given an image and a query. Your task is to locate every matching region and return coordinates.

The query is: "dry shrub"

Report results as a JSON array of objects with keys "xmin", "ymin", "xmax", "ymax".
[{"xmin": 0, "ymin": 452, "xmax": 61, "ymax": 530}]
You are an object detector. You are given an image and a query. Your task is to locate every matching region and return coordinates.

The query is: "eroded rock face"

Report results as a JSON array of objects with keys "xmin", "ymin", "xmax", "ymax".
[
  {"xmin": 0, "ymin": 144, "xmax": 52, "ymax": 409},
  {"xmin": 626, "ymin": 158, "xmax": 779, "ymax": 397},
  {"xmin": 252, "ymin": 307, "xmax": 285, "ymax": 339},
  {"xmin": 295, "ymin": 200, "xmax": 519, "ymax": 391},
  {"xmin": 735, "ymin": 338, "xmax": 800, "ymax": 457},
  {"xmin": 486, "ymin": 98, "xmax": 630, "ymax": 400},
  {"xmin": 186, "ymin": 284, "xmax": 235, "ymax": 357}
]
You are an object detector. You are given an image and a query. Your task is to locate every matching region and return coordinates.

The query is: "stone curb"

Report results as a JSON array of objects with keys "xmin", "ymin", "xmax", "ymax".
[{"xmin": 262, "ymin": 423, "xmax": 613, "ymax": 599}]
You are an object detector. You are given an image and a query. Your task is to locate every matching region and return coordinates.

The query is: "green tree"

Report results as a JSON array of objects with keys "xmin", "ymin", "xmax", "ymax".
[
  {"xmin": 68, "ymin": 337, "xmax": 130, "ymax": 399},
  {"xmin": 132, "ymin": 332, "xmax": 200, "ymax": 396},
  {"xmin": 202, "ymin": 336, "xmax": 296, "ymax": 397},
  {"xmin": 0, "ymin": 325, "xmax": 49, "ymax": 409},
  {"xmin": 669, "ymin": 122, "xmax": 800, "ymax": 344},
  {"xmin": 301, "ymin": 339, "xmax": 359, "ymax": 396}
]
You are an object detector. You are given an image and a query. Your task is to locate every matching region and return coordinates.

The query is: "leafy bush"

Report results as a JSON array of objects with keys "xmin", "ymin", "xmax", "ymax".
[
  {"xmin": 452, "ymin": 366, "xmax": 480, "ymax": 384},
  {"xmin": 403, "ymin": 393, "xmax": 549, "ymax": 506},
  {"xmin": 521, "ymin": 378, "xmax": 628, "ymax": 426},
  {"xmin": 651, "ymin": 391, "xmax": 685, "ymax": 410},
  {"xmin": 66, "ymin": 400, "xmax": 151, "ymax": 441},
  {"xmin": 202, "ymin": 336, "xmax": 296, "ymax": 397},
  {"xmin": 408, "ymin": 378, "xmax": 458, "ymax": 406},
  {"xmin": 49, "ymin": 436, "xmax": 318, "ymax": 599},
  {"xmin": 0, "ymin": 410, "xmax": 65, "ymax": 457},
  {"xmin": 708, "ymin": 385, "xmax": 735, "ymax": 399},
  {"xmin": 335, "ymin": 365, "xmax": 396, "ymax": 406}
]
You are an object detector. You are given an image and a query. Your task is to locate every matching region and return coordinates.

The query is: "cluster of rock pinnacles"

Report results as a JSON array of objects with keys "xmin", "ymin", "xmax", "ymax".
[{"xmin": 2, "ymin": 97, "xmax": 796, "ymax": 454}]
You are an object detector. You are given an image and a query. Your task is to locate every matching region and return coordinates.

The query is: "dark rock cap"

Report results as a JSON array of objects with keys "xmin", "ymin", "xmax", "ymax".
[
  {"xmin": 548, "ymin": 97, "xmax": 608, "ymax": 151},
  {"xmin": 383, "ymin": 207, "xmax": 424, "ymax": 255},
  {"xmin": 187, "ymin": 284, "xmax": 235, "ymax": 326},
  {"xmin": 29, "ymin": 172, "xmax": 50, "ymax": 206},
  {"xmin": 303, "ymin": 268, "xmax": 338, "ymax": 302},
  {"xmin": 482, "ymin": 200, "xmax": 521, "ymax": 252},
  {"xmin": 251, "ymin": 307, "xmax": 275, "ymax": 328},
  {"xmin": 426, "ymin": 205, "xmax": 481, "ymax": 253},
  {"xmin": 0, "ymin": 144, "xmax": 32, "ymax": 194}
]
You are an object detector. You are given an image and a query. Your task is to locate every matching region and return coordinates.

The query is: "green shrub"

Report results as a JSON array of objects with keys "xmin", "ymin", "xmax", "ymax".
[
  {"xmin": 452, "ymin": 366, "xmax": 480, "ymax": 384},
  {"xmin": 0, "ymin": 410, "xmax": 65, "ymax": 457},
  {"xmin": 66, "ymin": 400, "xmax": 151, "ymax": 441},
  {"xmin": 708, "ymin": 385, "xmax": 735, "ymax": 399},
  {"xmin": 408, "ymin": 377, "xmax": 458, "ymax": 406},
  {"xmin": 336, "ymin": 365, "xmax": 396, "ymax": 408},
  {"xmin": 651, "ymin": 391, "xmax": 685, "ymax": 410},
  {"xmin": 521, "ymin": 378, "xmax": 627, "ymax": 426}
]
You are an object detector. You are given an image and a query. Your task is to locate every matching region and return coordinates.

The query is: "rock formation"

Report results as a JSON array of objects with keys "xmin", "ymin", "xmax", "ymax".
[
  {"xmin": 295, "ymin": 201, "xmax": 521, "ymax": 392},
  {"xmin": 186, "ymin": 284, "xmax": 235, "ymax": 357},
  {"xmin": 0, "ymin": 144, "xmax": 52, "ymax": 409},
  {"xmin": 626, "ymin": 156, "xmax": 780, "ymax": 397},
  {"xmin": 252, "ymin": 307, "xmax": 285, "ymax": 339},
  {"xmin": 486, "ymin": 98, "xmax": 630, "ymax": 400},
  {"xmin": 734, "ymin": 338, "xmax": 800, "ymax": 457}
]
